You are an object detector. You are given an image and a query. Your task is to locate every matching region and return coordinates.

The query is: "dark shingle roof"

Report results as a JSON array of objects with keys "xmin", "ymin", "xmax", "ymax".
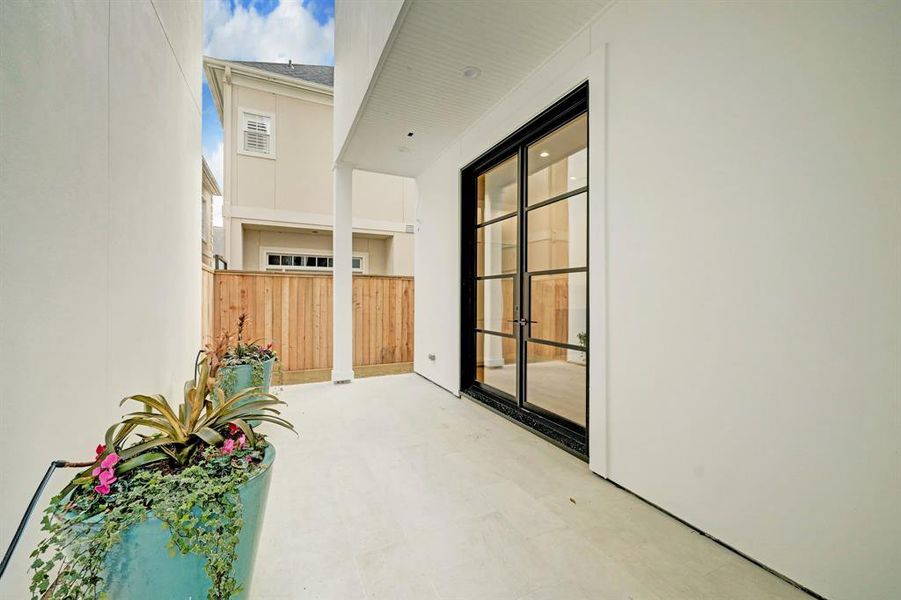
[{"xmin": 234, "ymin": 61, "xmax": 333, "ymax": 87}]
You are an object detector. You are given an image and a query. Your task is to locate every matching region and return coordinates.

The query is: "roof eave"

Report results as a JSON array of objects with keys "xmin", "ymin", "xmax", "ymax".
[
  {"xmin": 203, "ymin": 61, "xmax": 226, "ymax": 125},
  {"xmin": 201, "ymin": 157, "xmax": 222, "ymax": 196},
  {"xmin": 203, "ymin": 57, "xmax": 334, "ymax": 106}
]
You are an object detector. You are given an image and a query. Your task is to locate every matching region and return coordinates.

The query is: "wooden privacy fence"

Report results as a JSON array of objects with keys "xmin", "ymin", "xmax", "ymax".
[{"xmin": 203, "ymin": 270, "xmax": 413, "ymax": 373}]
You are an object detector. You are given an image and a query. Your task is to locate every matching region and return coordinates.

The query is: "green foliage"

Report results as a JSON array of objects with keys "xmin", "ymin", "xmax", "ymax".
[
  {"xmin": 106, "ymin": 354, "xmax": 294, "ymax": 471},
  {"xmin": 30, "ymin": 352, "xmax": 297, "ymax": 599},
  {"xmin": 220, "ymin": 313, "xmax": 277, "ymax": 369},
  {"xmin": 30, "ymin": 442, "xmax": 266, "ymax": 600},
  {"xmin": 218, "ymin": 366, "xmax": 239, "ymax": 398},
  {"xmin": 208, "ymin": 312, "xmax": 280, "ymax": 397}
]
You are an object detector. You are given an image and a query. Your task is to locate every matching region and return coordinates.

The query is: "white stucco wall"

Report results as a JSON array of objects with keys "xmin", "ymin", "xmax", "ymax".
[
  {"xmin": 0, "ymin": 1, "xmax": 201, "ymax": 593},
  {"xmin": 414, "ymin": 145, "xmax": 462, "ymax": 393},
  {"xmin": 413, "ymin": 2, "xmax": 901, "ymax": 599},
  {"xmin": 333, "ymin": 0, "xmax": 405, "ymax": 161}
]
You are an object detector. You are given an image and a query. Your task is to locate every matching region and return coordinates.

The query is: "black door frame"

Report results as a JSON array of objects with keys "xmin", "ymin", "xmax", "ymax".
[{"xmin": 460, "ymin": 83, "xmax": 589, "ymax": 459}]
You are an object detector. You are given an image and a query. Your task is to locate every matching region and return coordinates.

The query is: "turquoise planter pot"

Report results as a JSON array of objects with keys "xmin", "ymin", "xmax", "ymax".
[
  {"xmin": 218, "ymin": 358, "xmax": 275, "ymax": 427},
  {"xmin": 100, "ymin": 446, "xmax": 275, "ymax": 599},
  {"xmin": 218, "ymin": 357, "xmax": 275, "ymax": 402}
]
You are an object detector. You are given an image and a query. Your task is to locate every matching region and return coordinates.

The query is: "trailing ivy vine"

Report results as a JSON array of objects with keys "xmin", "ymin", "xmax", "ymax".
[
  {"xmin": 30, "ymin": 315, "xmax": 294, "ymax": 600},
  {"xmin": 250, "ymin": 360, "xmax": 264, "ymax": 389},
  {"xmin": 31, "ymin": 442, "xmax": 267, "ymax": 600},
  {"xmin": 218, "ymin": 366, "xmax": 239, "ymax": 398}
]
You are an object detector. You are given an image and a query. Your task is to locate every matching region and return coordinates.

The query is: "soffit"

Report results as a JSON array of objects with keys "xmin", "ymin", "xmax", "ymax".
[{"xmin": 341, "ymin": 0, "xmax": 610, "ymax": 177}]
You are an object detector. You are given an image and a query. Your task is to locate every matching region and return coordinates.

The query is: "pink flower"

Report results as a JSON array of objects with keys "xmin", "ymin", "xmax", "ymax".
[
  {"xmin": 94, "ymin": 483, "xmax": 111, "ymax": 495},
  {"xmin": 98, "ymin": 469, "xmax": 117, "ymax": 486},
  {"xmin": 94, "ymin": 444, "xmax": 106, "ymax": 458},
  {"xmin": 221, "ymin": 438, "xmax": 235, "ymax": 455},
  {"xmin": 236, "ymin": 434, "xmax": 246, "ymax": 449},
  {"xmin": 92, "ymin": 466, "xmax": 103, "ymax": 477},
  {"xmin": 100, "ymin": 452, "xmax": 120, "ymax": 469}
]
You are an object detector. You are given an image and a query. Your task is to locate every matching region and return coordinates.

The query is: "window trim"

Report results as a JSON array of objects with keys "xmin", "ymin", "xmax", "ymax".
[
  {"xmin": 238, "ymin": 107, "xmax": 276, "ymax": 159},
  {"xmin": 259, "ymin": 246, "xmax": 367, "ymax": 274}
]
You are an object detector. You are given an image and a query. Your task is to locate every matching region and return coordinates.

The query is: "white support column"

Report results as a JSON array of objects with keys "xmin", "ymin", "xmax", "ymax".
[
  {"xmin": 332, "ymin": 163, "xmax": 355, "ymax": 383},
  {"xmin": 228, "ymin": 219, "xmax": 244, "ymax": 271}
]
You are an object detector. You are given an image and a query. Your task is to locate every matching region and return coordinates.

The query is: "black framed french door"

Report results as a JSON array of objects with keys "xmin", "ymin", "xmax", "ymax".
[{"xmin": 461, "ymin": 84, "xmax": 589, "ymax": 458}]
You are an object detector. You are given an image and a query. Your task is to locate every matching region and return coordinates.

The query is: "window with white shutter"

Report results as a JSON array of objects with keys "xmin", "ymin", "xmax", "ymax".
[{"xmin": 240, "ymin": 110, "xmax": 274, "ymax": 157}]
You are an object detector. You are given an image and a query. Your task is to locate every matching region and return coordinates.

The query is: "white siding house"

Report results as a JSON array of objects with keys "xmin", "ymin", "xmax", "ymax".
[{"xmin": 203, "ymin": 58, "xmax": 416, "ymax": 275}]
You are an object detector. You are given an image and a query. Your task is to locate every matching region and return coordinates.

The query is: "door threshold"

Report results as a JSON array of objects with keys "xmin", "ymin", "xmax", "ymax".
[{"xmin": 461, "ymin": 387, "xmax": 587, "ymax": 461}]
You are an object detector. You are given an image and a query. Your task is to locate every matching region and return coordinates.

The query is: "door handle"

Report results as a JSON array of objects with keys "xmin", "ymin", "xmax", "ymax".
[{"xmin": 507, "ymin": 318, "xmax": 537, "ymax": 326}]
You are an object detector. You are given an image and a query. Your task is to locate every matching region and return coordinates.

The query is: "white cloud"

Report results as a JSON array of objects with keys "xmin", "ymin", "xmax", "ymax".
[{"xmin": 203, "ymin": 0, "xmax": 334, "ymax": 64}]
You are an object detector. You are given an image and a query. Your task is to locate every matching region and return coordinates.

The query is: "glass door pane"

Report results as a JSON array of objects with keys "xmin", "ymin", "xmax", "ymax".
[
  {"xmin": 477, "ymin": 278, "xmax": 515, "ymax": 335},
  {"xmin": 525, "ymin": 341, "xmax": 586, "ymax": 426},
  {"xmin": 527, "ymin": 192, "xmax": 587, "ymax": 272},
  {"xmin": 527, "ymin": 113, "xmax": 587, "ymax": 206},
  {"xmin": 529, "ymin": 272, "xmax": 587, "ymax": 346},
  {"xmin": 477, "ymin": 155, "xmax": 518, "ymax": 223},
  {"xmin": 474, "ymin": 154, "xmax": 518, "ymax": 401},
  {"xmin": 463, "ymin": 87, "xmax": 588, "ymax": 445},
  {"xmin": 475, "ymin": 332, "xmax": 517, "ymax": 398},
  {"xmin": 476, "ymin": 216, "xmax": 517, "ymax": 277},
  {"xmin": 523, "ymin": 112, "xmax": 588, "ymax": 427}
]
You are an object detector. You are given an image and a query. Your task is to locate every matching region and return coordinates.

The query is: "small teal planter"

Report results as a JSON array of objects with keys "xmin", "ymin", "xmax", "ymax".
[
  {"xmin": 100, "ymin": 446, "xmax": 275, "ymax": 599},
  {"xmin": 218, "ymin": 357, "xmax": 275, "ymax": 402}
]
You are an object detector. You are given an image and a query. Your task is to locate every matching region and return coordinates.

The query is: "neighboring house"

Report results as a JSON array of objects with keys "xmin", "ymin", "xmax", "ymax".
[
  {"xmin": 203, "ymin": 58, "xmax": 415, "ymax": 275},
  {"xmin": 333, "ymin": 2, "xmax": 900, "ymax": 600},
  {"xmin": 200, "ymin": 156, "xmax": 221, "ymax": 267}
]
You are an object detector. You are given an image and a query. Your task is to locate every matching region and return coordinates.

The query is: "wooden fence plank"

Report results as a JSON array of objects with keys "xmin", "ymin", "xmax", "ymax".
[{"xmin": 203, "ymin": 271, "xmax": 414, "ymax": 373}]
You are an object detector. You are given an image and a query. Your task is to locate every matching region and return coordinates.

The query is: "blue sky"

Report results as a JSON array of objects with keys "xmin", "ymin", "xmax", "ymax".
[{"xmin": 202, "ymin": 0, "xmax": 335, "ymax": 188}]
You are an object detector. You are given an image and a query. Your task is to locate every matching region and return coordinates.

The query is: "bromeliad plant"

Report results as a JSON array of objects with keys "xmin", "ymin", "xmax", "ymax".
[
  {"xmin": 209, "ymin": 313, "xmax": 280, "ymax": 393},
  {"xmin": 29, "ymin": 354, "xmax": 295, "ymax": 600}
]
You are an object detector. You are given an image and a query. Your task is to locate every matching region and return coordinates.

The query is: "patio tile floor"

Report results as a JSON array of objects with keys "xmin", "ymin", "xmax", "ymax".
[{"xmin": 254, "ymin": 373, "xmax": 812, "ymax": 600}]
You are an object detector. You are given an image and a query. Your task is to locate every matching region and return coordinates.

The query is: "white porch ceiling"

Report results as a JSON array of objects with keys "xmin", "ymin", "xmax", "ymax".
[{"xmin": 341, "ymin": 0, "xmax": 610, "ymax": 177}]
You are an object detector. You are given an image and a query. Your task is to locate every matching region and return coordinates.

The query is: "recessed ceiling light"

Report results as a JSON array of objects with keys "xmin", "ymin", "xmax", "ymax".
[
  {"xmin": 462, "ymin": 66, "xmax": 481, "ymax": 80},
  {"xmin": 539, "ymin": 151, "xmax": 550, "ymax": 158},
  {"xmin": 569, "ymin": 176, "xmax": 577, "ymax": 180}
]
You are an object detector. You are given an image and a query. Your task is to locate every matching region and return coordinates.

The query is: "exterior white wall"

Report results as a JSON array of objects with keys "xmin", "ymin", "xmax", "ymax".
[
  {"xmin": 352, "ymin": 168, "xmax": 417, "ymax": 223},
  {"xmin": 385, "ymin": 230, "xmax": 415, "ymax": 276},
  {"xmin": 333, "ymin": 0, "xmax": 405, "ymax": 161},
  {"xmin": 413, "ymin": 2, "xmax": 901, "ymax": 599},
  {"xmin": 414, "ymin": 147, "xmax": 461, "ymax": 392},
  {"xmin": 0, "ymin": 2, "xmax": 201, "ymax": 594}
]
